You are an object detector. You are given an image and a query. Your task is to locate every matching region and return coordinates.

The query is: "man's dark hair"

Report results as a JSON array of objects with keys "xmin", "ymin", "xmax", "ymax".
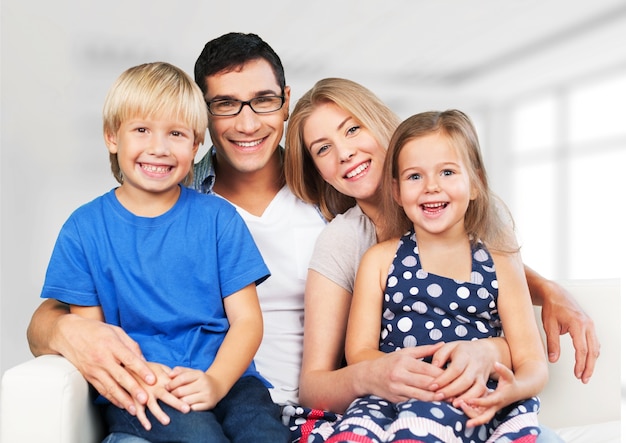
[{"xmin": 194, "ymin": 32, "xmax": 286, "ymax": 97}]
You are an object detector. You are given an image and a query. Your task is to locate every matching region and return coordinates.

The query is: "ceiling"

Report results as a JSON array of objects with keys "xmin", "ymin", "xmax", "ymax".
[{"xmin": 3, "ymin": 0, "xmax": 626, "ymax": 119}]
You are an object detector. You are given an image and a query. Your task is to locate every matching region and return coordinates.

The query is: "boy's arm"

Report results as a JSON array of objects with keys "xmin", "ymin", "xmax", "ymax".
[
  {"xmin": 209, "ymin": 284, "xmax": 263, "ymax": 392},
  {"xmin": 524, "ymin": 265, "xmax": 600, "ymax": 382},
  {"xmin": 27, "ymin": 298, "xmax": 156, "ymax": 413},
  {"xmin": 169, "ymin": 283, "xmax": 264, "ymax": 408}
]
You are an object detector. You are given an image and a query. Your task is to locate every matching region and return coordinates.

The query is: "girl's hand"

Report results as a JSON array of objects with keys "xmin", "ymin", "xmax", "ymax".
[
  {"xmin": 455, "ymin": 362, "xmax": 520, "ymax": 427},
  {"xmin": 429, "ymin": 339, "xmax": 504, "ymax": 401}
]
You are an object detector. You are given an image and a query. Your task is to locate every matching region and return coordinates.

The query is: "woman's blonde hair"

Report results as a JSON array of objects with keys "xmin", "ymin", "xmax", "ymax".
[
  {"xmin": 284, "ymin": 78, "xmax": 400, "ymax": 221},
  {"xmin": 382, "ymin": 110, "xmax": 518, "ymax": 253},
  {"xmin": 102, "ymin": 62, "xmax": 208, "ymax": 185}
]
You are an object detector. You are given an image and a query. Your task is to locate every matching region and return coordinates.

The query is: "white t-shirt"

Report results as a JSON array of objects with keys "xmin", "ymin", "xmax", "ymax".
[{"xmin": 232, "ymin": 186, "xmax": 325, "ymax": 406}]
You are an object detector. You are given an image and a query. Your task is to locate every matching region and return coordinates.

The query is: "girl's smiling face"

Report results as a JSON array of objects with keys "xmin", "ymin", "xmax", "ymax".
[
  {"xmin": 394, "ymin": 131, "xmax": 476, "ymax": 238},
  {"xmin": 303, "ymin": 102, "xmax": 386, "ymax": 205}
]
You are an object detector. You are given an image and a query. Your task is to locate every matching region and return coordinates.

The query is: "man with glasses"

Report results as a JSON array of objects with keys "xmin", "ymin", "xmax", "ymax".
[{"xmin": 27, "ymin": 33, "xmax": 596, "ymax": 443}]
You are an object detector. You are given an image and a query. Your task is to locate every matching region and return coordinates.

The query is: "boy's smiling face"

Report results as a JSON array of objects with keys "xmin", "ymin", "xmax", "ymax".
[{"xmin": 105, "ymin": 115, "xmax": 199, "ymax": 210}]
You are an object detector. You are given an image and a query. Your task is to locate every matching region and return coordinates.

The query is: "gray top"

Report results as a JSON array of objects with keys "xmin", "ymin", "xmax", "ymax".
[{"xmin": 308, "ymin": 205, "xmax": 377, "ymax": 293}]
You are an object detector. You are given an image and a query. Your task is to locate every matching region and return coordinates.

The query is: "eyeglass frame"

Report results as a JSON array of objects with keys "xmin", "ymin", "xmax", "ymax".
[{"xmin": 206, "ymin": 94, "xmax": 285, "ymax": 116}]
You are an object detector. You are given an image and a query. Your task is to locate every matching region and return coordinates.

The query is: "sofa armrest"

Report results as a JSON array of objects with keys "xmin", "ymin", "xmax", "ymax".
[
  {"xmin": 0, "ymin": 354, "xmax": 104, "ymax": 443},
  {"xmin": 536, "ymin": 278, "xmax": 621, "ymax": 438}
]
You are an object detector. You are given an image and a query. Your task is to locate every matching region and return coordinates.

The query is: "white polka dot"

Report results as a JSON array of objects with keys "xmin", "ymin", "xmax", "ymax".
[
  {"xmin": 392, "ymin": 292, "xmax": 404, "ymax": 303},
  {"xmin": 412, "ymin": 301, "xmax": 427, "ymax": 314},
  {"xmin": 467, "ymin": 305, "xmax": 476, "ymax": 313},
  {"xmin": 398, "ymin": 317, "xmax": 413, "ymax": 332},
  {"xmin": 427, "ymin": 284, "xmax": 443, "ymax": 297},
  {"xmin": 476, "ymin": 321, "xmax": 488, "ymax": 333},
  {"xmin": 425, "ymin": 321, "xmax": 434, "ymax": 329},
  {"xmin": 455, "ymin": 314, "xmax": 469, "ymax": 324},
  {"xmin": 383, "ymin": 308, "xmax": 394, "ymax": 320},
  {"xmin": 474, "ymin": 248, "xmax": 489, "ymax": 262},
  {"xmin": 455, "ymin": 325, "xmax": 468, "ymax": 337},
  {"xmin": 402, "ymin": 255, "xmax": 418, "ymax": 267},
  {"xmin": 482, "ymin": 264, "xmax": 495, "ymax": 273},
  {"xmin": 403, "ymin": 335, "xmax": 417, "ymax": 347},
  {"xmin": 457, "ymin": 286, "xmax": 470, "ymax": 299},
  {"xmin": 477, "ymin": 287, "xmax": 490, "ymax": 299},
  {"xmin": 433, "ymin": 307, "xmax": 445, "ymax": 315},
  {"xmin": 388, "ymin": 275, "xmax": 398, "ymax": 287},
  {"xmin": 429, "ymin": 329, "xmax": 443, "ymax": 341},
  {"xmin": 416, "ymin": 269, "xmax": 428, "ymax": 279},
  {"xmin": 403, "ymin": 270, "xmax": 412, "ymax": 280},
  {"xmin": 471, "ymin": 271, "xmax": 484, "ymax": 284},
  {"xmin": 409, "ymin": 286, "xmax": 419, "ymax": 295},
  {"xmin": 430, "ymin": 406, "xmax": 445, "ymax": 419},
  {"xmin": 441, "ymin": 318, "xmax": 451, "ymax": 327},
  {"xmin": 492, "ymin": 279, "xmax": 499, "ymax": 289},
  {"xmin": 449, "ymin": 302, "xmax": 458, "ymax": 310}
]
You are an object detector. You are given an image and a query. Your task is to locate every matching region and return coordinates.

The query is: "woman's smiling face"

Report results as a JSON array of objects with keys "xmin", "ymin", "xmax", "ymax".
[{"xmin": 303, "ymin": 102, "xmax": 386, "ymax": 203}]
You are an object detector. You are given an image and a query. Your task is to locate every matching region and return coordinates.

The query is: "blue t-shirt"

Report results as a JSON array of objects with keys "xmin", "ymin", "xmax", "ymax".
[{"xmin": 41, "ymin": 185, "xmax": 270, "ymax": 382}]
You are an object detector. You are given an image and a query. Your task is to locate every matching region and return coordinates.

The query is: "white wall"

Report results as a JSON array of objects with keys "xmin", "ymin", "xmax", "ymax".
[{"xmin": 2, "ymin": 0, "xmax": 624, "ymax": 376}]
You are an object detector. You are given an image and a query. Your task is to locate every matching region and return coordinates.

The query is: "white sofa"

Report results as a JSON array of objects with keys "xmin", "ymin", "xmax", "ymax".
[{"xmin": 0, "ymin": 279, "xmax": 621, "ymax": 442}]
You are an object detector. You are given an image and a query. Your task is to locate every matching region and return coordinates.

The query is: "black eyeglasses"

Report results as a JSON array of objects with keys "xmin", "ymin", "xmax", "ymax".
[{"xmin": 207, "ymin": 95, "xmax": 285, "ymax": 116}]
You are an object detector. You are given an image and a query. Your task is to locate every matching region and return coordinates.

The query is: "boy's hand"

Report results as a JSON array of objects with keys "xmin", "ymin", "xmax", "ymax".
[{"xmin": 167, "ymin": 366, "xmax": 225, "ymax": 411}]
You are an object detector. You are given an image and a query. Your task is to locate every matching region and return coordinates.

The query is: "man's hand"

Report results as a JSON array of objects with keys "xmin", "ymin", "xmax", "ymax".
[
  {"xmin": 525, "ymin": 267, "xmax": 600, "ymax": 383},
  {"xmin": 51, "ymin": 313, "xmax": 156, "ymax": 414},
  {"xmin": 540, "ymin": 281, "xmax": 600, "ymax": 383}
]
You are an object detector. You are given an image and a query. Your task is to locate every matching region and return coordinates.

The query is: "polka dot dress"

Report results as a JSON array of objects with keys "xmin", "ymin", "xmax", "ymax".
[{"xmin": 315, "ymin": 231, "xmax": 541, "ymax": 443}]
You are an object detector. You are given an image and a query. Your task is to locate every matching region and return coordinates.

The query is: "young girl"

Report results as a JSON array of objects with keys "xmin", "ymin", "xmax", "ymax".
[{"xmin": 337, "ymin": 110, "xmax": 548, "ymax": 442}]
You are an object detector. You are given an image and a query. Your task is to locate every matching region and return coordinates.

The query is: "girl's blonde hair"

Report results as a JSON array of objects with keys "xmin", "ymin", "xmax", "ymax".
[
  {"xmin": 102, "ymin": 62, "xmax": 208, "ymax": 185},
  {"xmin": 382, "ymin": 109, "xmax": 518, "ymax": 253},
  {"xmin": 284, "ymin": 78, "xmax": 400, "ymax": 221}
]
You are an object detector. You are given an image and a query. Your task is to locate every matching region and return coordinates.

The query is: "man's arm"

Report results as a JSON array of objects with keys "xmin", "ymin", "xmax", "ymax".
[
  {"xmin": 27, "ymin": 299, "xmax": 156, "ymax": 414},
  {"xmin": 524, "ymin": 265, "xmax": 600, "ymax": 383}
]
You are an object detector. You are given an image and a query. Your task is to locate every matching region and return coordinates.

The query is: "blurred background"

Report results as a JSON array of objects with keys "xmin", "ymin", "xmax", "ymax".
[{"xmin": 1, "ymin": 0, "xmax": 625, "ymax": 395}]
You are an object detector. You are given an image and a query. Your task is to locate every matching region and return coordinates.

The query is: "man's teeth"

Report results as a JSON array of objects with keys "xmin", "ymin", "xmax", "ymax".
[
  {"xmin": 346, "ymin": 162, "xmax": 369, "ymax": 178},
  {"xmin": 235, "ymin": 139, "xmax": 263, "ymax": 148}
]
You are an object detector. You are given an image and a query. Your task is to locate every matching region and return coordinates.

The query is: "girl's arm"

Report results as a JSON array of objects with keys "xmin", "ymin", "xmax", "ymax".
[
  {"xmin": 462, "ymin": 252, "xmax": 549, "ymax": 426},
  {"xmin": 299, "ymin": 266, "xmax": 444, "ymax": 413},
  {"xmin": 300, "ymin": 238, "xmax": 520, "ymax": 413},
  {"xmin": 499, "ymin": 255, "xmax": 549, "ymax": 397},
  {"xmin": 347, "ymin": 241, "xmax": 514, "ymax": 403}
]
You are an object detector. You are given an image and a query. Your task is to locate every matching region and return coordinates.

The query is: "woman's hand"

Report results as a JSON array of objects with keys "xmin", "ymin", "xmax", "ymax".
[{"xmin": 362, "ymin": 343, "xmax": 445, "ymax": 403}]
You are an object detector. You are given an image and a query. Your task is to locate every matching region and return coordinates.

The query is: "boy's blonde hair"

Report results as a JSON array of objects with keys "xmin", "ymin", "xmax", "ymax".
[
  {"xmin": 382, "ymin": 110, "xmax": 519, "ymax": 253},
  {"xmin": 102, "ymin": 62, "xmax": 208, "ymax": 185},
  {"xmin": 284, "ymin": 78, "xmax": 400, "ymax": 221}
]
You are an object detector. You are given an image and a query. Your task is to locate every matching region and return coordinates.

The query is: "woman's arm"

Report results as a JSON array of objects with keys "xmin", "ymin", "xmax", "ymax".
[
  {"xmin": 27, "ymin": 298, "xmax": 156, "ymax": 414},
  {"xmin": 525, "ymin": 265, "xmax": 600, "ymax": 382}
]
